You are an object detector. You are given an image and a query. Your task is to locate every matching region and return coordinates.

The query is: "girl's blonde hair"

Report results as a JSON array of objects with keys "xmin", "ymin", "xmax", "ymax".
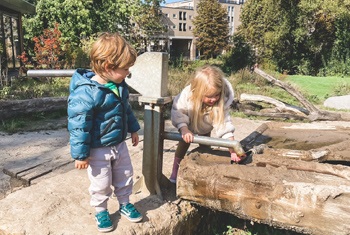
[
  {"xmin": 189, "ymin": 65, "xmax": 227, "ymax": 133},
  {"xmin": 90, "ymin": 32, "xmax": 137, "ymax": 79}
]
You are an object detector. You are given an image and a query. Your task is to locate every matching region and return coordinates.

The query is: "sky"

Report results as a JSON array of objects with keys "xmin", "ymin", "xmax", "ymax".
[
  {"xmin": 161, "ymin": 0, "xmax": 180, "ymax": 6},
  {"xmin": 163, "ymin": 0, "xmax": 181, "ymax": 3}
]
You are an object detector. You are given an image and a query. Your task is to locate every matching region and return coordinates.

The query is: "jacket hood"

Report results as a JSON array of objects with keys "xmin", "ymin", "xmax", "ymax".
[{"xmin": 69, "ymin": 69, "xmax": 96, "ymax": 92}]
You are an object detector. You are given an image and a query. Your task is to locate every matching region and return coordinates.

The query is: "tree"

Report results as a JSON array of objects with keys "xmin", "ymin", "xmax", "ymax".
[
  {"xmin": 23, "ymin": 0, "xmax": 137, "ymax": 48},
  {"xmin": 222, "ymin": 34, "xmax": 256, "ymax": 73},
  {"xmin": 129, "ymin": 0, "xmax": 167, "ymax": 52},
  {"xmin": 22, "ymin": 0, "xmax": 165, "ymax": 67},
  {"xmin": 238, "ymin": 0, "xmax": 350, "ymax": 76},
  {"xmin": 193, "ymin": 0, "xmax": 229, "ymax": 59}
]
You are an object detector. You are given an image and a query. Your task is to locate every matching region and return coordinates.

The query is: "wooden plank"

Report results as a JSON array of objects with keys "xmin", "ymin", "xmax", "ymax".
[
  {"xmin": 3, "ymin": 146, "xmax": 72, "ymax": 186},
  {"xmin": 3, "ymin": 160, "xmax": 47, "ymax": 178},
  {"xmin": 177, "ymin": 151, "xmax": 350, "ymax": 235},
  {"xmin": 3, "ymin": 157, "xmax": 51, "ymax": 179},
  {"xmin": 16, "ymin": 158, "xmax": 74, "ymax": 186}
]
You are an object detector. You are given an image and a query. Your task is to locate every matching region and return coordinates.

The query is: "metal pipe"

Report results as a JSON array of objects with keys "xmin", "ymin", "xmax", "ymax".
[
  {"xmin": 163, "ymin": 131, "xmax": 246, "ymax": 156},
  {"xmin": 27, "ymin": 69, "xmax": 76, "ymax": 77}
]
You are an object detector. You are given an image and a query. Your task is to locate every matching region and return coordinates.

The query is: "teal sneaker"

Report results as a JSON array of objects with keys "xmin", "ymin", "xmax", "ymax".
[
  {"xmin": 95, "ymin": 210, "xmax": 113, "ymax": 232},
  {"xmin": 119, "ymin": 203, "xmax": 143, "ymax": 223}
]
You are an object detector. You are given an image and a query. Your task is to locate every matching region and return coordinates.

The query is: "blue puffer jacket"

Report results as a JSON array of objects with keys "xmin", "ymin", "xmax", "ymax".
[{"xmin": 67, "ymin": 68, "xmax": 140, "ymax": 160}]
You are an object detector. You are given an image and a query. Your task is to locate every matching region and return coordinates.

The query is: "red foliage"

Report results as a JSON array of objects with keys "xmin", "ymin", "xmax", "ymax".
[
  {"xmin": 18, "ymin": 23, "xmax": 65, "ymax": 77},
  {"xmin": 32, "ymin": 23, "xmax": 63, "ymax": 69}
]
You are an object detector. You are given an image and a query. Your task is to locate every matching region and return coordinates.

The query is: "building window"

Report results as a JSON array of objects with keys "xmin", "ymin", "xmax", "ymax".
[
  {"xmin": 189, "ymin": 15, "xmax": 192, "ymax": 20},
  {"xmin": 179, "ymin": 11, "xmax": 182, "ymax": 20},
  {"xmin": 172, "ymin": 25, "xmax": 176, "ymax": 29},
  {"xmin": 183, "ymin": 12, "xmax": 187, "ymax": 20},
  {"xmin": 165, "ymin": 13, "xmax": 169, "ymax": 18},
  {"xmin": 179, "ymin": 23, "xmax": 182, "ymax": 31},
  {"xmin": 189, "ymin": 26, "xmax": 192, "ymax": 30},
  {"xmin": 173, "ymin": 14, "xmax": 177, "ymax": 18},
  {"xmin": 183, "ymin": 23, "xmax": 186, "ymax": 31}
]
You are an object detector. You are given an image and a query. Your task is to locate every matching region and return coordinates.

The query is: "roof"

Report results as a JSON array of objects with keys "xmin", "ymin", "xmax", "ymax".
[{"xmin": 0, "ymin": 0, "xmax": 35, "ymax": 14}]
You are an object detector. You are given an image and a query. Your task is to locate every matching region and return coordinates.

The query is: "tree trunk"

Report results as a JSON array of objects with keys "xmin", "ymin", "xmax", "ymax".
[
  {"xmin": 250, "ymin": 67, "xmax": 345, "ymax": 121},
  {"xmin": 177, "ymin": 151, "xmax": 350, "ymax": 235},
  {"xmin": 240, "ymin": 93, "xmax": 309, "ymax": 115}
]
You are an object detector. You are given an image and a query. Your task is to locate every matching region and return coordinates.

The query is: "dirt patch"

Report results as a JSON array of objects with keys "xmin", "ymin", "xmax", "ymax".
[
  {"xmin": 1, "ymin": 116, "xmax": 349, "ymax": 234},
  {"xmin": 256, "ymin": 122, "xmax": 350, "ymax": 150}
]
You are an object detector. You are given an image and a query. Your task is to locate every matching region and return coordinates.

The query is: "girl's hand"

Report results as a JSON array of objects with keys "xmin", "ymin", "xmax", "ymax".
[
  {"xmin": 180, "ymin": 127, "xmax": 194, "ymax": 143},
  {"xmin": 131, "ymin": 132, "xmax": 139, "ymax": 146},
  {"xmin": 228, "ymin": 136, "xmax": 246, "ymax": 163},
  {"xmin": 230, "ymin": 152, "xmax": 243, "ymax": 163},
  {"xmin": 75, "ymin": 159, "xmax": 89, "ymax": 169}
]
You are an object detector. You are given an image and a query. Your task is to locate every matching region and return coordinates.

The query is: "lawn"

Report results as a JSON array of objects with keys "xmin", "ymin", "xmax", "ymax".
[{"xmin": 285, "ymin": 75, "xmax": 350, "ymax": 103}]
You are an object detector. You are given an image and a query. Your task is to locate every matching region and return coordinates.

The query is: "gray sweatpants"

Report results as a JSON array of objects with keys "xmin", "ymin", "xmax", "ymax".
[{"xmin": 87, "ymin": 141, "xmax": 133, "ymax": 213}]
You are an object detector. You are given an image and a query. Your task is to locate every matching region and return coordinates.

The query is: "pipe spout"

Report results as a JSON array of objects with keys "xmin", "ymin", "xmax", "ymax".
[
  {"xmin": 163, "ymin": 131, "xmax": 246, "ymax": 156},
  {"xmin": 27, "ymin": 69, "xmax": 76, "ymax": 77}
]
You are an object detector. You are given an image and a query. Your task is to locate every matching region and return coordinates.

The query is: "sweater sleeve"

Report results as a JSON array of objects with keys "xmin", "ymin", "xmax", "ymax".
[{"xmin": 171, "ymin": 86, "xmax": 191, "ymax": 130}]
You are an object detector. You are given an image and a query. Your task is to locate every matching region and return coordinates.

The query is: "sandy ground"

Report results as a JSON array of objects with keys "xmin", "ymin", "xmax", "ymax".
[
  {"xmin": 0, "ymin": 117, "xmax": 267, "ymax": 234},
  {"xmin": 1, "ymin": 116, "xmax": 349, "ymax": 234}
]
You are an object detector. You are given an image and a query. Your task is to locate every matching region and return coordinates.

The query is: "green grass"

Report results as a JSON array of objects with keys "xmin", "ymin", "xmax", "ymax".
[
  {"xmin": 230, "ymin": 70, "xmax": 303, "ymax": 107},
  {"xmin": 284, "ymin": 75, "xmax": 350, "ymax": 104}
]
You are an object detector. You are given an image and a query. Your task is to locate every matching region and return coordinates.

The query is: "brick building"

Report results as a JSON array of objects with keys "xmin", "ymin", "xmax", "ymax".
[{"xmin": 159, "ymin": 0, "xmax": 245, "ymax": 60}]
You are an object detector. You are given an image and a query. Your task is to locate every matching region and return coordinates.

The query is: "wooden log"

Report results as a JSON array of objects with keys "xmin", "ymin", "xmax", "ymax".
[
  {"xmin": 251, "ymin": 153, "xmax": 350, "ymax": 180},
  {"xmin": 242, "ymin": 110, "xmax": 308, "ymax": 121},
  {"xmin": 0, "ymin": 94, "xmax": 141, "ymax": 120},
  {"xmin": 240, "ymin": 93, "xmax": 309, "ymax": 116},
  {"xmin": 252, "ymin": 67, "xmax": 344, "ymax": 121},
  {"xmin": 177, "ymin": 151, "xmax": 350, "ymax": 235},
  {"xmin": 0, "ymin": 97, "xmax": 67, "ymax": 120},
  {"xmin": 260, "ymin": 146, "xmax": 350, "ymax": 163},
  {"xmin": 241, "ymin": 122, "xmax": 350, "ymax": 163}
]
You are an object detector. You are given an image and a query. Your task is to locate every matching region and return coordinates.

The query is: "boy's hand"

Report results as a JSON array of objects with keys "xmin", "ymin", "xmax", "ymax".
[
  {"xmin": 131, "ymin": 132, "xmax": 139, "ymax": 146},
  {"xmin": 180, "ymin": 126, "xmax": 194, "ymax": 143},
  {"xmin": 75, "ymin": 159, "xmax": 89, "ymax": 169}
]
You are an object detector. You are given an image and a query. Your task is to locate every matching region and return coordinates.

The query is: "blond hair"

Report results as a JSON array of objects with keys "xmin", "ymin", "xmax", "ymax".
[
  {"xmin": 189, "ymin": 65, "xmax": 227, "ymax": 133},
  {"xmin": 90, "ymin": 32, "xmax": 137, "ymax": 79}
]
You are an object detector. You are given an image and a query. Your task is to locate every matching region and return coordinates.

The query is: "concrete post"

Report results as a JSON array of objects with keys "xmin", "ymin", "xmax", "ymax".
[{"xmin": 130, "ymin": 52, "xmax": 172, "ymax": 197}]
